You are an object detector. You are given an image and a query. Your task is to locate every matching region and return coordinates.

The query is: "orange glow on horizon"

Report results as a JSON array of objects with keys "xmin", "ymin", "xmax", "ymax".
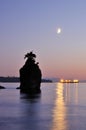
[{"xmin": 60, "ymin": 79, "xmax": 79, "ymax": 83}]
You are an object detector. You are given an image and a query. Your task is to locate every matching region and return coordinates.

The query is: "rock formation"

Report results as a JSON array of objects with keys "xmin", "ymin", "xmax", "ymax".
[{"xmin": 19, "ymin": 51, "xmax": 42, "ymax": 93}]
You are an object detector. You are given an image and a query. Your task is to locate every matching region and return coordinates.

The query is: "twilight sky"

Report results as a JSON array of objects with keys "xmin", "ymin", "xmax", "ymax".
[{"xmin": 0, "ymin": 0, "xmax": 86, "ymax": 80}]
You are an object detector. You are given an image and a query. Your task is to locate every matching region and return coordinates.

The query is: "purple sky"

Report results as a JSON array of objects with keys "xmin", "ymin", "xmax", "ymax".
[{"xmin": 0, "ymin": 0, "xmax": 86, "ymax": 80}]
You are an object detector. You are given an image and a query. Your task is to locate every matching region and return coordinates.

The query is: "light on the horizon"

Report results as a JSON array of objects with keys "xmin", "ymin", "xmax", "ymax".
[
  {"xmin": 60, "ymin": 79, "xmax": 79, "ymax": 83},
  {"xmin": 73, "ymin": 79, "xmax": 79, "ymax": 83}
]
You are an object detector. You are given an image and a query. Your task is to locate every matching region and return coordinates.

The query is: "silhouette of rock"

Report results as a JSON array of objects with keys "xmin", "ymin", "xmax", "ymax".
[
  {"xmin": 19, "ymin": 51, "xmax": 42, "ymax": 93},
  {"xmin": 0, "ymin": 85, "xmax": 5, "ymax": 89}
]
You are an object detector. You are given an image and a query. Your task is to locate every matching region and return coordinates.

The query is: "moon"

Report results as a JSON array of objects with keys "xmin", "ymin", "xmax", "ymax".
[{"xmin": 57, "ymin": 28, "xmax": 62, "ymax": 34}]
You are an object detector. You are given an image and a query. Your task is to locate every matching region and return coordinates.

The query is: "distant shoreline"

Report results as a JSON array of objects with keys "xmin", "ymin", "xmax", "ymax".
[
  {"xmin": 0, "ymin": 77, "xmax": 86, "ymax": 83},
  {"xmin": 0, "ymin": 77, "xmax": 53, "ymax": 83}
]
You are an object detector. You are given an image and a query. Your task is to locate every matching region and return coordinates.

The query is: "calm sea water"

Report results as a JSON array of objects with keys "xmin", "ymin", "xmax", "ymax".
[{"xmin": 0, "ymin": 82, "xmax": 86, "ymax": 130}]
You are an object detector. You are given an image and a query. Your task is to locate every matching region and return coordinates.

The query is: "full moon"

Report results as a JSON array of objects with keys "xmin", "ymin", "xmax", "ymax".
[{"xmin": 57, "ymin": 28, "xmax": 61, "ymax": 34}]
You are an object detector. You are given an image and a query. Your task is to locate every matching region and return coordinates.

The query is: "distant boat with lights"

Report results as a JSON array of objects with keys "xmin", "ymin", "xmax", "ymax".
[{"xmin": 60, "ymin": 79, "xmax": 79, "ymax": 83}]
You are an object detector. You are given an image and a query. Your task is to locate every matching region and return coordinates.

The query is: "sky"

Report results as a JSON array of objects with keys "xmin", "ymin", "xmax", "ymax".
[{"xmin": 0, "ymin": 0, "xmax": 86, "ymax": 80}]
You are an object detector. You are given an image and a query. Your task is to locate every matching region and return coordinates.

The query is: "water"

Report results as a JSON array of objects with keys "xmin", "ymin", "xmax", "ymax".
[{"xmin": 0, "ymin": 82, "xmax": 86, "ymax": 130}]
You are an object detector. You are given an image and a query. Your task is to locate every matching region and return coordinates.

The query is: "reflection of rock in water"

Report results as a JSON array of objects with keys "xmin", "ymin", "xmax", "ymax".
[
  {"xmin": 20, "ymin": 92, "xmax": 41, "ymax": 103},
  {"xmin": 19, "ymin": 51, "xmax": 42, "ymax": 93}
]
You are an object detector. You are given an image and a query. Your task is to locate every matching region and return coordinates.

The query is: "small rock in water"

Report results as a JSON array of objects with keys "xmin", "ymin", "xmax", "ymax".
[
  {"xmin": 0, "ymin": 85, "xmax": 5, "ymax": 89},
  {"xmin": 16, "ymin": 87, "xmax": 20, "ymax": 89}
]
